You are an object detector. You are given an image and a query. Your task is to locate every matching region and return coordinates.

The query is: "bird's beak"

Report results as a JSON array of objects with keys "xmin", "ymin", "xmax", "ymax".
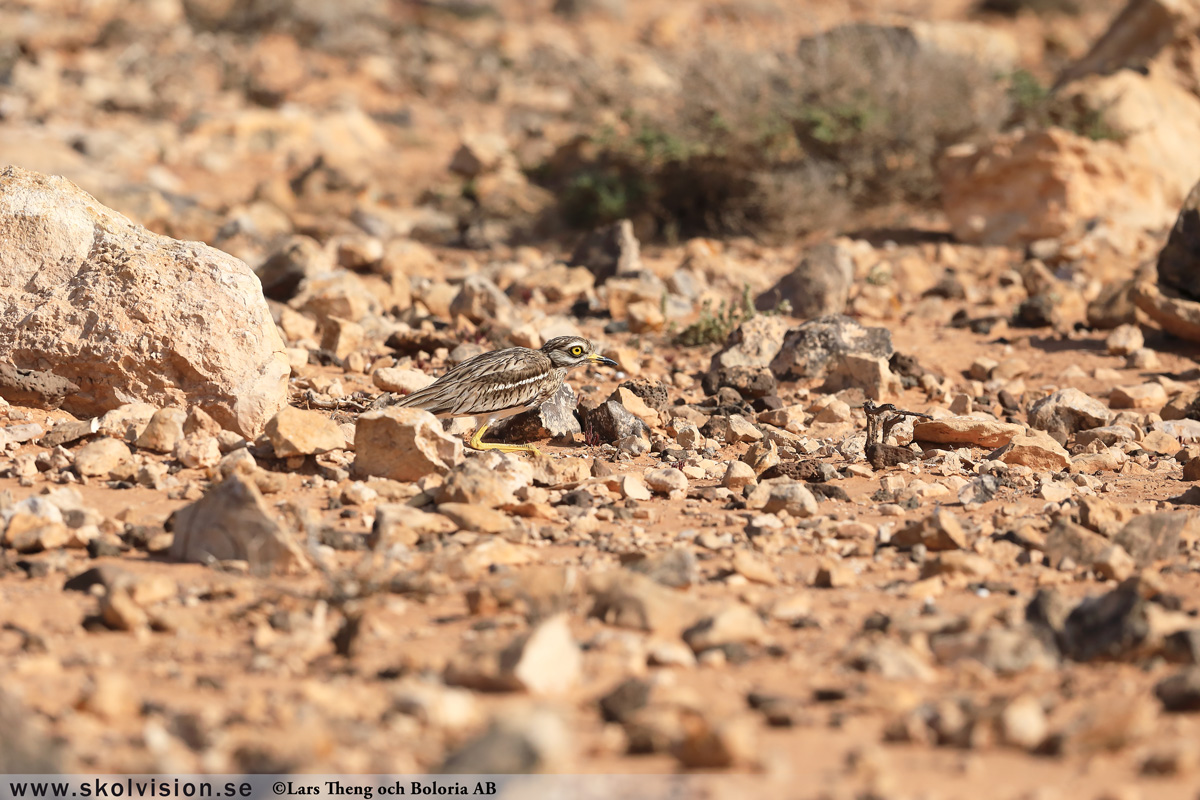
[{"xmin": 588, "ymin": 353, "xmax": 619, "ymax": 369}]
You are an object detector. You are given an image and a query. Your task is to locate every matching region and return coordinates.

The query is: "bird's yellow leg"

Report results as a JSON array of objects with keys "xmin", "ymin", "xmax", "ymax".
[{"xmin": 467, "ymin": 423, "xmax": 543, "ymax": 456}]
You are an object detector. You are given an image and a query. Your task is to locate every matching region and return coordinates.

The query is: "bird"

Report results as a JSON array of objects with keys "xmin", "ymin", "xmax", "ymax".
[{"xmin": 385, "ymin": 335, "xmax": 619, "ymax": 455}]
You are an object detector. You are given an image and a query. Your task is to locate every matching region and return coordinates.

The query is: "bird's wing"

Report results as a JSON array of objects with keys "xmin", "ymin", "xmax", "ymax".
[{"xmin": 388, "ymin": 347, "xmax": 550, "ymax": 417}]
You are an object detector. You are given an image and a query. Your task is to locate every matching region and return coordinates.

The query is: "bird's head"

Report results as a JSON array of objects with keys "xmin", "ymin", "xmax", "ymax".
[{"xmin": 541, "ymin": 336, "xmax": 619, "ymax": 370}]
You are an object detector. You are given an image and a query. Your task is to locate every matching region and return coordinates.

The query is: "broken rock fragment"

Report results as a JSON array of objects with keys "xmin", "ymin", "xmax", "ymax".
[{"xmin": 169, "ymin": 474, "xmax": 309, "ymax": 575}]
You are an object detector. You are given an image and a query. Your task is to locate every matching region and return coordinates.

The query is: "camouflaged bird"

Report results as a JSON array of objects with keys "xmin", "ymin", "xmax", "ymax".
[{"xmin": 386, "ymin": 336, "xmax": 618, "ymax": 455}]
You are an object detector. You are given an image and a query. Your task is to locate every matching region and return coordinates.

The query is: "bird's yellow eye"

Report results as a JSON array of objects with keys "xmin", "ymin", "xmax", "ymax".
[{"xmin": 570, "ymin": 346, "xmax": 584, "ymax": 356}]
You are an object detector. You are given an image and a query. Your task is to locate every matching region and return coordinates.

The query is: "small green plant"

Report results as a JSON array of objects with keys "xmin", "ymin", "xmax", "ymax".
[
  {"xmin": 1005, "ymin": 69, "xmax": 1125, "ymax": 142},
  {"xmin": 674, "ymin": 285, "xmax": 790, "ymax": 347}
]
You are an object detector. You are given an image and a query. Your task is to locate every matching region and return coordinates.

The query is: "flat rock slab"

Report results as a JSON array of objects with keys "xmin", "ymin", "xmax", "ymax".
[
  {"xmin": 1132, "ymin": 282, "xmax": 1200, "ymax": 344},
  {"xmin": 0, "ymin": 166, "xmax": 289, "ymax": 436},
  {"xmin": 914, "ymin": 417, "xmax": 1023, "ymax": 448}
]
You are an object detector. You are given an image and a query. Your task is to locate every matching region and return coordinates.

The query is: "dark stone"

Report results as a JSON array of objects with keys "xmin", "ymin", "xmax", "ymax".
[
  {"xmin": 750, "ymin": 395, "xmax": 783, "ymax": 412},
  {"xmin": 755, "ymin": 242, "xmax": 851, "ymax": 318},
  {"xmin": 255, "ymin": 236, "xmax": 325, "ymax": 301},
  {"xmin": 491, "ymin": 383, "xmax": 581, "ymax": 443},
  {"xmin": 1014, "ymin": 294, "xmax": 1057, "ymax": 328},
  {"xmin": 1155, "ymin": 667, "xmax": 1200, "ymax": 712},
  {"xmin": 578, "ymin": 399, "xmax": 644, "ymax": 443},
  {"xmin": 769, "ymin": 315, "xmax": 894, "ymax": 381},
  {"xmin": 808, "ymin": 483, "xmax": 851, "ymax": 502},
  {"xmin": 383, "ymin": 328, "xmax": 459, "ymax": 357},
  {"xmin": 760, "ymin": 461, "xmax": 838, "ymax": 482},
  {"xmin": 1058, "ymin": 579, "xmax": 1154, "ymax": 662},
  {"xmin": 702, "ymin": 366, "xmax": 777, "ymax": 399},
  {"xmin": 569, "ymin": 219, "xmax": 640, "ymax": 284},
  {"xmin": 1157, "ymin": 179, "xmax": 1200, "ymax": 302},
  {"xmin": 865, "ymin": 442, "xmax": 919, "ymax": 470},
  {"xmin": 1164, "ymin": 629, "xmax": 1200, "ymax": 664},
  {"xmin": 87, "ymin": 538, "xmax": 122, "ymax": 558},
  {"xmin": 1087, "ymin": 279, "xmax": 1139, "ymax": 329},
  {"xmin": 599, "ymin": 678, "xmax": 651, "ymax": 723},
  {"xmin": 0, "ymin": 364, "xmax": 78, "ymax": 410}
]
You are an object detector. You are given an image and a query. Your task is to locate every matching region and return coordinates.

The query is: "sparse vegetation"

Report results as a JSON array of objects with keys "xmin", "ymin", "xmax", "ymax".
[
  {"xmin": 675, "ymin": 284, "xmax": 791, "ymax": 347},
  {"xmin": 1006, "ymin": 69, "xmax": 1125, "ymax": 142},
  {"xmin": 533, "ymin": 29, "xmax": 1012, "ymax": 240}
]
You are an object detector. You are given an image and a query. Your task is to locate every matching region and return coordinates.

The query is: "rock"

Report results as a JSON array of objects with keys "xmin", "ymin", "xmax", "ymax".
[
  {"xmin": 742, "ymin": 440, "xmax": 781, "ymax": 476},
  {"xmin": 570, "ymin": 219, "xmax": 641, "ymax": 284},
  {"xmin": 1132, "ymin": 282, "xmax": 1200, "ymax": 344},
  {"xmin": 820, "ymin": 354, "xmax": 900, "ymax": 401},
  {"xmin": 489, "ymin": 383, "xmax": 578, "ymax": 443},
  {"xmin": 938, "ymin": 128, "xmax": 1170, "ymax": 247},
  {"xmin": 0, "ymin": 690, "xmax": 61, "ymax": 772},
  {"xmin": 578, "ymin": 399, "xmax": 645, "ymax": 443},
  {"xmin": 354, "ymin": 408, "xmax": 464, "ymax": 481},
  {"xmin": 626, "ymin": 300, "xmax": 665, "ymax": 333},
  {"xmin": 769, "ymin": 315, "xmax": 894, "ymax": 381},
  {"xmin": 625, "ymin": 548, "xmax": 699, "ymax": 588},
  {"xmin": 176, "ymin": 434, "xmax": 221, "ymax": 469},
  {"xmin": 1156, "ymin": 667, "xmax": 1200, "ymax": 713},
  {"xmin": 320, "ymin": 316, "xmax": 363, "ymax": 362},
  {"xmin": 0, "ymin": 364, "xmax": 78, "ymax": 410},
  {"xmin": 744, "ymin": 478, "xmax": 818, "ymax": 517},
  {"xmin": 134, "ymin": 407, "xmax": 186, "ymax": 453},
  {"xmin": 1093, "ymin": 545, "xmax": 1137, "ymax": 582},
  {"xmin": 1028, "ymin": 388, "xmax": 1112, "ymax": 439},
  {"xmin": 1045, "ymin": 519, "xmax": 1114, "ymax": 569},
  {"xmin": 1088, "ymin": 279, "xmax": 1140, "ymax": 330},
  {"xmin": 731, "ymin": 550, "xmax": 777, "ymax": 585},
  {"xmin": 989, "ymin": 430, "xmax": 1070, "ymax": 471},
  {"xmin": 709, "ymin": 315, "xmax": 792, "ymax": 372},
  {"xmin": 437, "ymin": 503, "xmax": 514, "ymax": 534},
  {"xmin": 705, "ymin": 414, "xmax": 762, "ymax": 444},
  {"xmin": 0, "ymin": 166, "xmax": 289, "ymax": 436},
  {"xmin": 920, "ymin": 551, "xmax": 995, "ymax": 579},
  {"xmin": 645, "ymin": 467, "xmax": 688, "ymax": 496},
  {"xmin": 913, "ymin": 417, "xmax": 1023, "ymax": 448},
  {"xmin": 1106, "ymin": 324, "xmax": 1145, "ymax": 355},
  {"xmin": 614, "ymin": 474, "xmax": 652, "ymax": 501},
  {"xmin": 587, "ymin": 570, "xmax": 708, "ymax": 636},
  {"xmin": 721, "ymin": 461, "xmax": 757, "ymax": 491},
  {"xmin": 813, "ymin": 562, "xmax": 857, "ymax": 588},
  {"xmin": 1062, "ymin": 64, "xmax": 1200, "ymax": 234},
  {"xmin": 673, "ymin": 713, "xmax": 760, "ymax": 770},
  {"xmin": 756, "ymin": 241, "xmax": 852, "ymax": 317},
  {"xmin": 1141, "ymin": 430, "xmax": 1182, "ymax": 456},
  {"xmin": 256, "ymin": 235, "xmax": 329, "ymax": 302},
  {"xmin": 1058, "ymin": 578, "xmax": 1175, "ymax": 662},
  {"xmin": 97, "ymin": 403, "xmax": 158, "ymax": 441},
  {"xmin": 682, "ymin": 604, "xmax": 766, "ymax": 652},
  {"xmin": 891, "ymin": 509, "xmax": 968, "ymax": 551},
  {"xmin": 371, "ymin": 367, "xmax": 435, "ymax": 394},
  {"xmin": 1000, "ymin": 695, "xmax": 1048, "ymax": 751},
  {"xmin": 1114, "ymin": 512, "xmax": 1188, "ymax": 565},
  {"xmin": 74, "ymin": 437, "xmax": 132, "ymax": 478},
  {"xmin": 703, "ymin": 366, "xmax": 777, "ymax": 399},
  {"xmin": 437, "ymin": 457, "xmax": 533, "ymax": 508},
  {"xmin": 1158, "ymin": 178, "xmax": 1200, "ymax": 303},
  {"xmin": 449, "ymin": 274, "xmax": 516, "ymax": 327},
  {"xmin": 169, "ymin": 474, "xmax": 309, "ymax": 575},
  {"xmin": 503, "ymin": 615, "xmax": 583, "ymax": 696},
  {"xmin": 438, "ymin": 707, "xmax": 571, "ymax": 773},
  {"xmin": 1076, "ymin": 425, "xmax": 1138, "ymax": 447},
  {"xmin": 1110, "ymin": 383, "xmax": 1168, "ymax": 410},
  {"xmin": 264, "ymin": 406, "xmax": 345, "ymax": 458},
  {"xmin": 368, "ymin": 504, "xmax": 455, "ymax": 549}
]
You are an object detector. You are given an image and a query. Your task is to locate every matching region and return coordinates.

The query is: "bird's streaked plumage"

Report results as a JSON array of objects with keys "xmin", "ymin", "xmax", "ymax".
[{"xmin": 386, "ymin": 336, "xmax": 618, "ymax": 454}]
